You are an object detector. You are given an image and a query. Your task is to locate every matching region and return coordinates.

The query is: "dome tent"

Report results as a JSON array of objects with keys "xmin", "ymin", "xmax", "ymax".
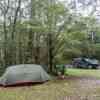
[{"xmin": 0, "ymin": 64, "xmax": 50, "ymax": 86}]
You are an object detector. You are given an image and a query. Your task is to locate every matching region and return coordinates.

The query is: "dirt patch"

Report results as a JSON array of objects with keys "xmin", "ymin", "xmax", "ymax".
[{"xmin": 62, "ymin": 76, "xmax": 100, "ymax": 100}]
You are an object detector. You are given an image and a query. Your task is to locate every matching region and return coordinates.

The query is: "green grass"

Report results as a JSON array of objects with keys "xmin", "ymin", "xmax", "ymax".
[
  {"xmin": 0, "ymin": 80, "xmax": 72, "ymax": 100},
  {"xmin": 66, "ymin": 68, "xmax": 100, "ymax": 78}
]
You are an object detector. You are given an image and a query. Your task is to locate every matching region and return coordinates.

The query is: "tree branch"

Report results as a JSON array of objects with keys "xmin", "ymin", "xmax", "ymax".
[{"xmin": 11, "ymin": 0, "xmax": 21, "ymax": 40}]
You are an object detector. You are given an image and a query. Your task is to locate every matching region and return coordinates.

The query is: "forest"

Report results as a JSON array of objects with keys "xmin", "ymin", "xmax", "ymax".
[{"xmin": 0, "ymin": 0, "xmax": 100, "ymax": 73}]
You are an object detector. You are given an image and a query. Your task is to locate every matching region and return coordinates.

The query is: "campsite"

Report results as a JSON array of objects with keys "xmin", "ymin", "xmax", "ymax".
[
  {"xmin": 0, "ymin": 69, "xmax": 100, "ymax": 100},
  {"xmin": 0, "ymin": 0, "xmax": 100, "ymax": 100}
]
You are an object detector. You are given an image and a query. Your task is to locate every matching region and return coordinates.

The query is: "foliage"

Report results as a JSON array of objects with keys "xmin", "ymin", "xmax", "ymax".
[{"xmin": 0, "ymin": 0, "xmax": 100, "ymax": 73}]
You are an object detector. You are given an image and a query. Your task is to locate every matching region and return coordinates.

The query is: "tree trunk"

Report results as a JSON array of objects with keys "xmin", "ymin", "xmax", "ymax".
[
  {"xmin": 48, "ymin": 33, "xmax": 53, "ymax": 72},
  {"xmin": 34, "ymin": 33, "xmax": 40, "ymax": 64},
  {"xmin": 3, "ymin": 13, "xmax": 8, "ymax": 68}
]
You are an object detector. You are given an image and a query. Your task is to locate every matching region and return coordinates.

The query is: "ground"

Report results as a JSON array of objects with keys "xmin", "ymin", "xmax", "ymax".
[{"xmin": 0, "ymin": 69, "xmax": 100, "ymax": 100}]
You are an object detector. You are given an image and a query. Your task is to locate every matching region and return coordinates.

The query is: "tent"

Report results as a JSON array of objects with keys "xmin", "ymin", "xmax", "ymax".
[{"xmin": 0, "ymin": 64, "xmax": 50, "ymax": 86}]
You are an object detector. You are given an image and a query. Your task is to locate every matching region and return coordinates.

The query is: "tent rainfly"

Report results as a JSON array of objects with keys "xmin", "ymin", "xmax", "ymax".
[{"xmin": 0, "ymin": 64, "xmax": 50, "ymax": 86}]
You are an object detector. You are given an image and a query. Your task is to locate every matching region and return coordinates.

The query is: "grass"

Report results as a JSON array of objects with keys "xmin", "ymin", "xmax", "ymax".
[
  {"xmin": 0, "ymin": 80, "xmax": 72, "ymax": 100},
  {"xmin": 0, "ymin": 68, "xmax": 100, "ymax": 100},
  {"xmin": 65, "ymin": 68, "xmax": 100, "ymax": 78}
]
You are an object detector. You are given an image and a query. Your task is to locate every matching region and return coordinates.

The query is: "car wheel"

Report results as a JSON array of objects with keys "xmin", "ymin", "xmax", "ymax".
[{"xmin": 92, "ymin": 66, "xmax": 97, "ymax": 69}]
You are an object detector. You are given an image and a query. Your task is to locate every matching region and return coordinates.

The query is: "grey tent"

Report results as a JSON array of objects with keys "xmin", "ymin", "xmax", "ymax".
[{"xmin": 0, "ymin": 64, "xmax": 50, "ymax": 86}]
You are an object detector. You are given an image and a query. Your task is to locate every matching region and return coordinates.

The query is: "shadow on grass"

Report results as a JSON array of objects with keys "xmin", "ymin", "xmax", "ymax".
[{"xmin": 0, "ymin": 82, "xmax": 45, "ymax": 88}]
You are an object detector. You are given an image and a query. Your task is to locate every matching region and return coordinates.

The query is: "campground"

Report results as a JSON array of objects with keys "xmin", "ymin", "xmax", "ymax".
[{"xmin": 0, "ymin": 68, "xmax": 100, "ymax": 100}]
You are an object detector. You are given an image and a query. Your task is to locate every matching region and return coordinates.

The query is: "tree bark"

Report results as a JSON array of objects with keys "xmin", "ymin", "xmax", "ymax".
[{"xmin": 48, "ymin": 33, "xmax": 54, "ymax": 72}]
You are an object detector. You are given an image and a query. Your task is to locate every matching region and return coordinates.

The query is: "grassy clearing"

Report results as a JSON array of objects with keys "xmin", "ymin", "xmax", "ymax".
[
  {"xmin": 0, "ymin": 80, "xmax": 99, "ymax": 100},
  {"xmin": 0, "ymin": 80, "xmax": 73, "ymax": 100},
  {"xmin": 0, "ymin": 69, "xmax": 100, "ymax": 100},
  {"xmin": 65, "ymin": 68, "xmax": 100, "ymax": 78}
]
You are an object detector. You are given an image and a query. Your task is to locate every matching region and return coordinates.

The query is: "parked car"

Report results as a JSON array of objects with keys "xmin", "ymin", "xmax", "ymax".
[{"xmin": 72, "ymin": 57, "xmax": 100, "ymax": 69}]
